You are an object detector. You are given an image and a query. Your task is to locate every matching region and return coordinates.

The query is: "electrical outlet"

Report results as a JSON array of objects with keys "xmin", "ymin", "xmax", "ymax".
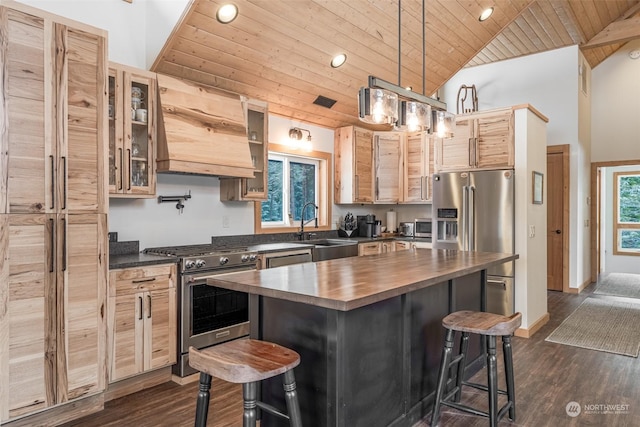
[
  {"xmin": 222, "ymin": 215, "xmax": 230, "ymax": 228},
  {"xmin": 584, "ymin": 219, "xmax": 589, "ymax": 227},
  {"xmin": 528, "ymin": 225, "xmax": 535, "ymax": 238},
  {"xmin": 108, "ymin": 232, "xmax": 118, "ymax": 242}
]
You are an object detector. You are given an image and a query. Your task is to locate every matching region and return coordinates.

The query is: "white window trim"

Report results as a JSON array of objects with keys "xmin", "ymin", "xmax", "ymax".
[
  {"xmin": 254, "ymin": 143, "xmax": 332, "ymax": 235},
  {"xmin": 613, "ymin": 171, "xmax": 640, "ymax": 256}
]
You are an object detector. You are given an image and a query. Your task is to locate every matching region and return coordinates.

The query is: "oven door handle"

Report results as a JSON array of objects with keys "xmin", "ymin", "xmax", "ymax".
[{"xmin": 184, "ymin": 266, "xmax": 257, "ymax": 283}]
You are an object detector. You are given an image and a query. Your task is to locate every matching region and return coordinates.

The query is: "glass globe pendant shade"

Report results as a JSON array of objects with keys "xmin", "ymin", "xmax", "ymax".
[
  {"xmin": 397, "ymin": 101, "xmax": 431, "ymax": 132},
  {"xmin": 435, "ymin": 110, "xmax": 455, "ymax": 139},
  {"xmin": 358, "ymin": 87, "xmax": 398, "ymax": 125}
]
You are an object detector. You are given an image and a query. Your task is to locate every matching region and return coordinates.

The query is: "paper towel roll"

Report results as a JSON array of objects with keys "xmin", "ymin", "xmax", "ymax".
[{"xmin": 386, "ymin": 210, "xmax": 397, "ymax": 233}]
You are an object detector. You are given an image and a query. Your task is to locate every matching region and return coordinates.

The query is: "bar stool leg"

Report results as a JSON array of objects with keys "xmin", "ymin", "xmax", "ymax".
[
  {"xmin": 195, "ymin": 372, "xmax": 212, "ymax": 427},
  {"xmin": 283, "ymin": 369, "xmax": 303, "ymax": 427},
  {"xmin": 431, "ymin": 328, "xmax": 455, "ymax": 427},
  {"xmin": 453, "ymin": 332, "xmax": 470, "ymax": 402},
  {"xmin": 486, "ymin": 335, "xmax": 498, "ymax": 427},
  {"xmin": 242, "ymin": 381, "xmax": 258, "ymax": 427},
  {"xmin": 503, "ymin": 334, "xmax": 516, "ymax": 421}
]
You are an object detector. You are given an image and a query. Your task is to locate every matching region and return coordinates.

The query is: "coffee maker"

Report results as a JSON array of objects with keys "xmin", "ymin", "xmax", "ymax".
[{"xmin": 357, "ymin": 214, "xmax": 376, "ymax": 238}]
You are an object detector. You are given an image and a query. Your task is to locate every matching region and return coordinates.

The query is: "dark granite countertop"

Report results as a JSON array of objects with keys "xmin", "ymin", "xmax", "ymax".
[
  {"xmin": 109, "ymin": 253, "xmax": 178, "ymax": 270},
  {"xmin": 109, "ymin": 240, "xmax": 178, "ymax": 270}
]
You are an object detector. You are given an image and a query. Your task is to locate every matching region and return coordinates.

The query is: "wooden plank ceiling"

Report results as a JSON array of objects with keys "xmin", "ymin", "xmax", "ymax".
[{"xmin": 152, "ymin": 0, "xmax": 640, "ymax": 130}]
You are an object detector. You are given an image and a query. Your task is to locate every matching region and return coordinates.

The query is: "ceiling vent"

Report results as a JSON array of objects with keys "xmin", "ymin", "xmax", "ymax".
[{"xmin": 313, "ymin": 95, "xmax": 337, "ymax": 109}]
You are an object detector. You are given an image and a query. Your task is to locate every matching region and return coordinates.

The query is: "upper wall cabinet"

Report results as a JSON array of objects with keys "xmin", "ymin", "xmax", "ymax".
[
  {"xmin": 373, "ymin": 132, "xmax": 403, "ymax": 203},
  {"xmin": 403, "ymin": 131, "xmax": 433, "ymax": 203},
  {"xmin": 220, "ymin": 100, "xmax": 269, "ymax": 201},
  {"xmin": 109, "ymin": 62, "xmax": 157, "ymax": 197},
  {"xmin": 0, "ymin": 5, "xmax": 108, "ymax": 215},
  {"xmin": 435, "ymin": 108, "xmax": 514, "ymax": 172},
  {"xmin": 334, "ymin": 126, "xmax": 374, "ymax": 204}
]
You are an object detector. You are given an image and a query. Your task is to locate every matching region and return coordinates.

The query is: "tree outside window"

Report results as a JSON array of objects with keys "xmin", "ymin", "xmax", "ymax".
[
  {"xmin": 261, "ymin": 153, "xmax": 318, "ymax": 226},
  {"xmin": 614, "ymin": 172, "xmax": 640, "ymax": 255}
]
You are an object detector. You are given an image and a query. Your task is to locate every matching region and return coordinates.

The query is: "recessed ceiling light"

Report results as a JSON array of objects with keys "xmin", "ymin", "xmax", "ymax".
[
  {"xmin": 216, "ymin": 4, "xmax": 238, "ymax": 24},
  {"xmin": 331, "ymin": 53, "xmax": 347, "ymax": 68},
  {"xmin": 479, "ymin": 7, "xmax": 494, "ymax": 22}
]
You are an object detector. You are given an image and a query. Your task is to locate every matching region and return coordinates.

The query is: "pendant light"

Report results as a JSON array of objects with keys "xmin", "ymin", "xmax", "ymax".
[
  {"xmin": 396, "ymin": 0, "xmax": 431, "ymax": 132},
  {"xmin": 358, "ymin": 87, "xmax": 399, "ymax": 125},
  {"xmin": 358, "ymin": 0, "xmax": 445, "ymax": 133}
]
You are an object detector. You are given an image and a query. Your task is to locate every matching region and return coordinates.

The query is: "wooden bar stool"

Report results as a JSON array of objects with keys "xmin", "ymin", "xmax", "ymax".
[
  {"xmin": 189, "ymin": 339, "xmax": 303, "ymax": 427},
  {"xmin": 431, "ymin": 311, "xmax": 522, "ymax": 427}
]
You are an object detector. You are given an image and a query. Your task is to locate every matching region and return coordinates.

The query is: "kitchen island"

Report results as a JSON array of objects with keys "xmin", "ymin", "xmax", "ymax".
[{"xmin": 207, "ymin": 249, "xmax": 518, "ymax": 427}]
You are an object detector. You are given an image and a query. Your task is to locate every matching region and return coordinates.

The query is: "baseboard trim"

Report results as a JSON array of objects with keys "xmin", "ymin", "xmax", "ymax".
[
  {"xmin": 3, "ymin": 394, "xmax": 104, "ymax": 427},
  {"xmin": 105, "ymin": 367, "xmax": 172, "ymax": 402},
  {"xmin": 171, "ymin": 372, "xmax": 200, "ymax": 385},
  {"xmin": 515, "ymin": 312, "xmax": 550, "ymax": 338},
  {"xmin": 566, "ymin": 279, "xmax": 592, "ymax": 294}
]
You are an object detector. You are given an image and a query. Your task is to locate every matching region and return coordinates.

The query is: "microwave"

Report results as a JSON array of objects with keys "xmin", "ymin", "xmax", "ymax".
[{"xmin": 414, "ymin": 218, "xmax": 433, "ymax": 238}]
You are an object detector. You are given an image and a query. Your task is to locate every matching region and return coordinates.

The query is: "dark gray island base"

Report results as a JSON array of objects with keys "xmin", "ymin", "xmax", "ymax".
[{"xmin": 207, "ymin": 249, "xmax": 518, "ymax": 427}]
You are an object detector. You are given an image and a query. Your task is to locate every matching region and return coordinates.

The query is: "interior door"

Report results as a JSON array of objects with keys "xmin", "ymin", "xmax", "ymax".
[{"xmin": 547, "ymin": 148, "xmax": 566, "ymax": 291}]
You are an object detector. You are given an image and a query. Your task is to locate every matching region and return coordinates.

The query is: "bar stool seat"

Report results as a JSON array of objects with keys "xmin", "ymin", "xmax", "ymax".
[
  {"xmin": 431, "ymin": 311, "xmax": 522, "ymax": 427},
  {"xmin": 189, "ymin": 339, "xmax": 303, "ymax": 427}
]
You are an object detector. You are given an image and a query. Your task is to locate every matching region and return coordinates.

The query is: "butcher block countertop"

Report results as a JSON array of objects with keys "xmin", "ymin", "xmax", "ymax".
[{"xmin": 208, "ymin": 249, "xmax": 518, "ymax": 311}]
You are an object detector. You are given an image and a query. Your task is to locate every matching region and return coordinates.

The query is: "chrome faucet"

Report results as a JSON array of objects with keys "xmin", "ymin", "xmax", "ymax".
[{"xmin": 299, "ymin": 202, "xmax": 318, "ymax": 240}]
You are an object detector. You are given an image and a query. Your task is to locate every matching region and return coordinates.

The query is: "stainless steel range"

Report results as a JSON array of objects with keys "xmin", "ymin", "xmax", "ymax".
[{"xmin": 145, "ymin": 244, "xmax": 258, "ymax": 377}]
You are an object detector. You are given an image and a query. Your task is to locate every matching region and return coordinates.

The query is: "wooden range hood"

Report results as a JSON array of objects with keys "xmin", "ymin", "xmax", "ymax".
[{"xmin": 155, "ymin": 74, "xmax": 255, "ymax": 178}]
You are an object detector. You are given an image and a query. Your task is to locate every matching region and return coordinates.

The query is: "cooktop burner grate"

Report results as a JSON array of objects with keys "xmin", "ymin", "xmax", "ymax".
[{"xmin": 144, "ymin": 244, "xmax": 249, "ymax": 258}]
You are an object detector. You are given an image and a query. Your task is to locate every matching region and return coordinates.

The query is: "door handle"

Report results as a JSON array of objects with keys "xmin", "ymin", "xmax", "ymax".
[
  {"xmin": 61, "ymin": 156, "xmax": 67, "ymax": 210},
  {"xmin": 555, "ymin": 229, "xmax": 562, "ymax": 234},
  {"xmin": 118, "ymin": 148, "xmax": 123, "ymax": 191},
  {"xmin": 50, "ymin": 155, "xmax": 55, "ymax": 209},
  {"xmin": 138, "ymin": 296, "xmax": 143, "ymax": 320},
  {"xmin": 147, "ymin": 294, "xmax": 152, "ymax": 319}
]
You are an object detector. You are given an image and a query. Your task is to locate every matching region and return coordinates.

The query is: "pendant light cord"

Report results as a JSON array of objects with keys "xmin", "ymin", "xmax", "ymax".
[
  {"xmin": 422, "ymin": 0, "xmax": 426, "ymax": 95},
  {"xmin": 398, "ymin": 0, "xmax": 402, "ymax": 87}
]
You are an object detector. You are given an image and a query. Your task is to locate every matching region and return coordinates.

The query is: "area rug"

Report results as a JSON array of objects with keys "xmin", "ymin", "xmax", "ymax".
[
  {"xmin": 593, "ymin": 272, "xmax": 640, "ymax": 299},
  {"xmin": 545, "ymin": 298, "xmax": 640, "ymax": 357}
]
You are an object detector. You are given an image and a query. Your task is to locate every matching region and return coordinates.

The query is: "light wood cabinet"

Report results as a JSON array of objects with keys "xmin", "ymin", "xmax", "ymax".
[
  {"xmin": 108, "ymin": 62, "xmax": 157, "ymax": 197},
  {"xmin": 358, "ymin": 240, "xmax": 397, "ymax": 256},
  {"xmin": 108, "ymin": 264, "xmax": 177, "ymax": 383},
  {"xmin": 0, "ymin": 213, "xmax": 107, "ymax": 420},
  {"xmin": 374, "ymin": 132, "xmax": 403, "ymax": 203},
  {"xmin": 358, "ymin": 241, "xmax": 382, "ymax": 256},
  {"xmin": 403, "ymin": 132, "xmax": 433, "ymax": 202},
  {"xmin": 334, "ymin": 126, "xmax": 374, "ymax": 204},
  {"xmin": 435, "ymin": 108, "xmax": 514, "ymax": 172},
  {"xmin": 0, "ymin": 4, "xmax": 108, "ymax": 423},
  {"xmin": 220, "ymin": 100, "xmax": 269, "ymax": 201},
  {"xmin": 393, "ymin": 241, "xmax": 411, "ymax": 251}
]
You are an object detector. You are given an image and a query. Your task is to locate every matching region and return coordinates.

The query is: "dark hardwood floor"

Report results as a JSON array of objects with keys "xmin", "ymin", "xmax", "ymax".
[{"xmin": 64, "ymin": 283, "xmax": 640, "ymax": 427}]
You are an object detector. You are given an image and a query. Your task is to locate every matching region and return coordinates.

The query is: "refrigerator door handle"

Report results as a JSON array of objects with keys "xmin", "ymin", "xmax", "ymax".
[
  {"xmin": 462, "ymin": 185, "xmax": 468, "ymax": 250},
  {"xmin": 487, "ymin": 278, "xmax": 507, "ymax": 289},
  {"xmin": 469, "ymin": 185, "xmax": 475, "ymax": 251}
]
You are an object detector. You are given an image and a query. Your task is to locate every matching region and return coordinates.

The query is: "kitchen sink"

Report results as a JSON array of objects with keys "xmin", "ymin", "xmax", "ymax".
[{"xmin": 291, "ymin": 239, "xmax": 358, "ymax": 261}]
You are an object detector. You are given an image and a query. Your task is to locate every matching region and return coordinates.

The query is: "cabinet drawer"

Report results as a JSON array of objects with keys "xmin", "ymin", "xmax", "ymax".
[{"xmin": 110, "ymin": 264, "xmax": 176, "ymax": 296}]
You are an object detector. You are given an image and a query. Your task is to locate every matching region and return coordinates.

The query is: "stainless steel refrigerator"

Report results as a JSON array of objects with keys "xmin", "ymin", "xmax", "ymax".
[{"xmin": 432, "ymin": 169, "xmax": 515, "ymax": 315}]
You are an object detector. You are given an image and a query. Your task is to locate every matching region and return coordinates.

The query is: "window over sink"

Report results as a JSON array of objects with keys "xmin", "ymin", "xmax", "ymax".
[{"xmin": 254, "ymin": 143, "xmax": 332, "ymax": 234}]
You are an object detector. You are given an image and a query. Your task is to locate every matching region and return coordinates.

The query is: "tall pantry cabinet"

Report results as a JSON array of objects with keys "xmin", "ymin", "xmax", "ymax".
[{"xmin": 0, "ymin": 2, "xmax": 108, "ymax": 423}]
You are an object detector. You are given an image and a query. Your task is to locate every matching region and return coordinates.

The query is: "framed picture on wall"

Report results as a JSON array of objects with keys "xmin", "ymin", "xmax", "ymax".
[{"xmin": 533, "ymin": 171, "xmax": 544, "ymax": 204}]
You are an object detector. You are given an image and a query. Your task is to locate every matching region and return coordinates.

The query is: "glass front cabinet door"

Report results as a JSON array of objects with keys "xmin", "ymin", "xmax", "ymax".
[
  {"xmin": 109, "ymin": 62, "xmax": 156, "ymax": 197},
  {"xmin": 220, "ymin": 100, "xmax": 268, "ymax": 201}
]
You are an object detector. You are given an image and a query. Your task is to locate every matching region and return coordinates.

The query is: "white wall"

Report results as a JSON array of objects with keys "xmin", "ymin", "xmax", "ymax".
[
  {"xmin": 513, "ymin": 108, "xmax": 548, "ymax": 328},
  {"xmin": 602, "ymin": 165, "xmax": 640, "ymax": 274},
  {"xmin": 442, "ymin": 46, "xmax": 591, "ymax": 290},
  {"xmin": 16, "ymin": 0, "xmax": 189, "ymax": 69},
  {"xmin": 592, "ymin": 39, "xmax": 640, "ymax": 162}
]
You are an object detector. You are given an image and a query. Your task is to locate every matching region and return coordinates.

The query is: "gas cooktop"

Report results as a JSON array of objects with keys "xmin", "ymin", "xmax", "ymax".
[{"xmin": 144, "ymin": 244, "xmax": 250, "ymax": 258}]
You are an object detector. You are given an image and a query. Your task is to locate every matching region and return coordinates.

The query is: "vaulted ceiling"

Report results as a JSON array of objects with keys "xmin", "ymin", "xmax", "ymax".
[{"xmin": 152, "ymin": 0, "xmax": 640, "ymax": 130}]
